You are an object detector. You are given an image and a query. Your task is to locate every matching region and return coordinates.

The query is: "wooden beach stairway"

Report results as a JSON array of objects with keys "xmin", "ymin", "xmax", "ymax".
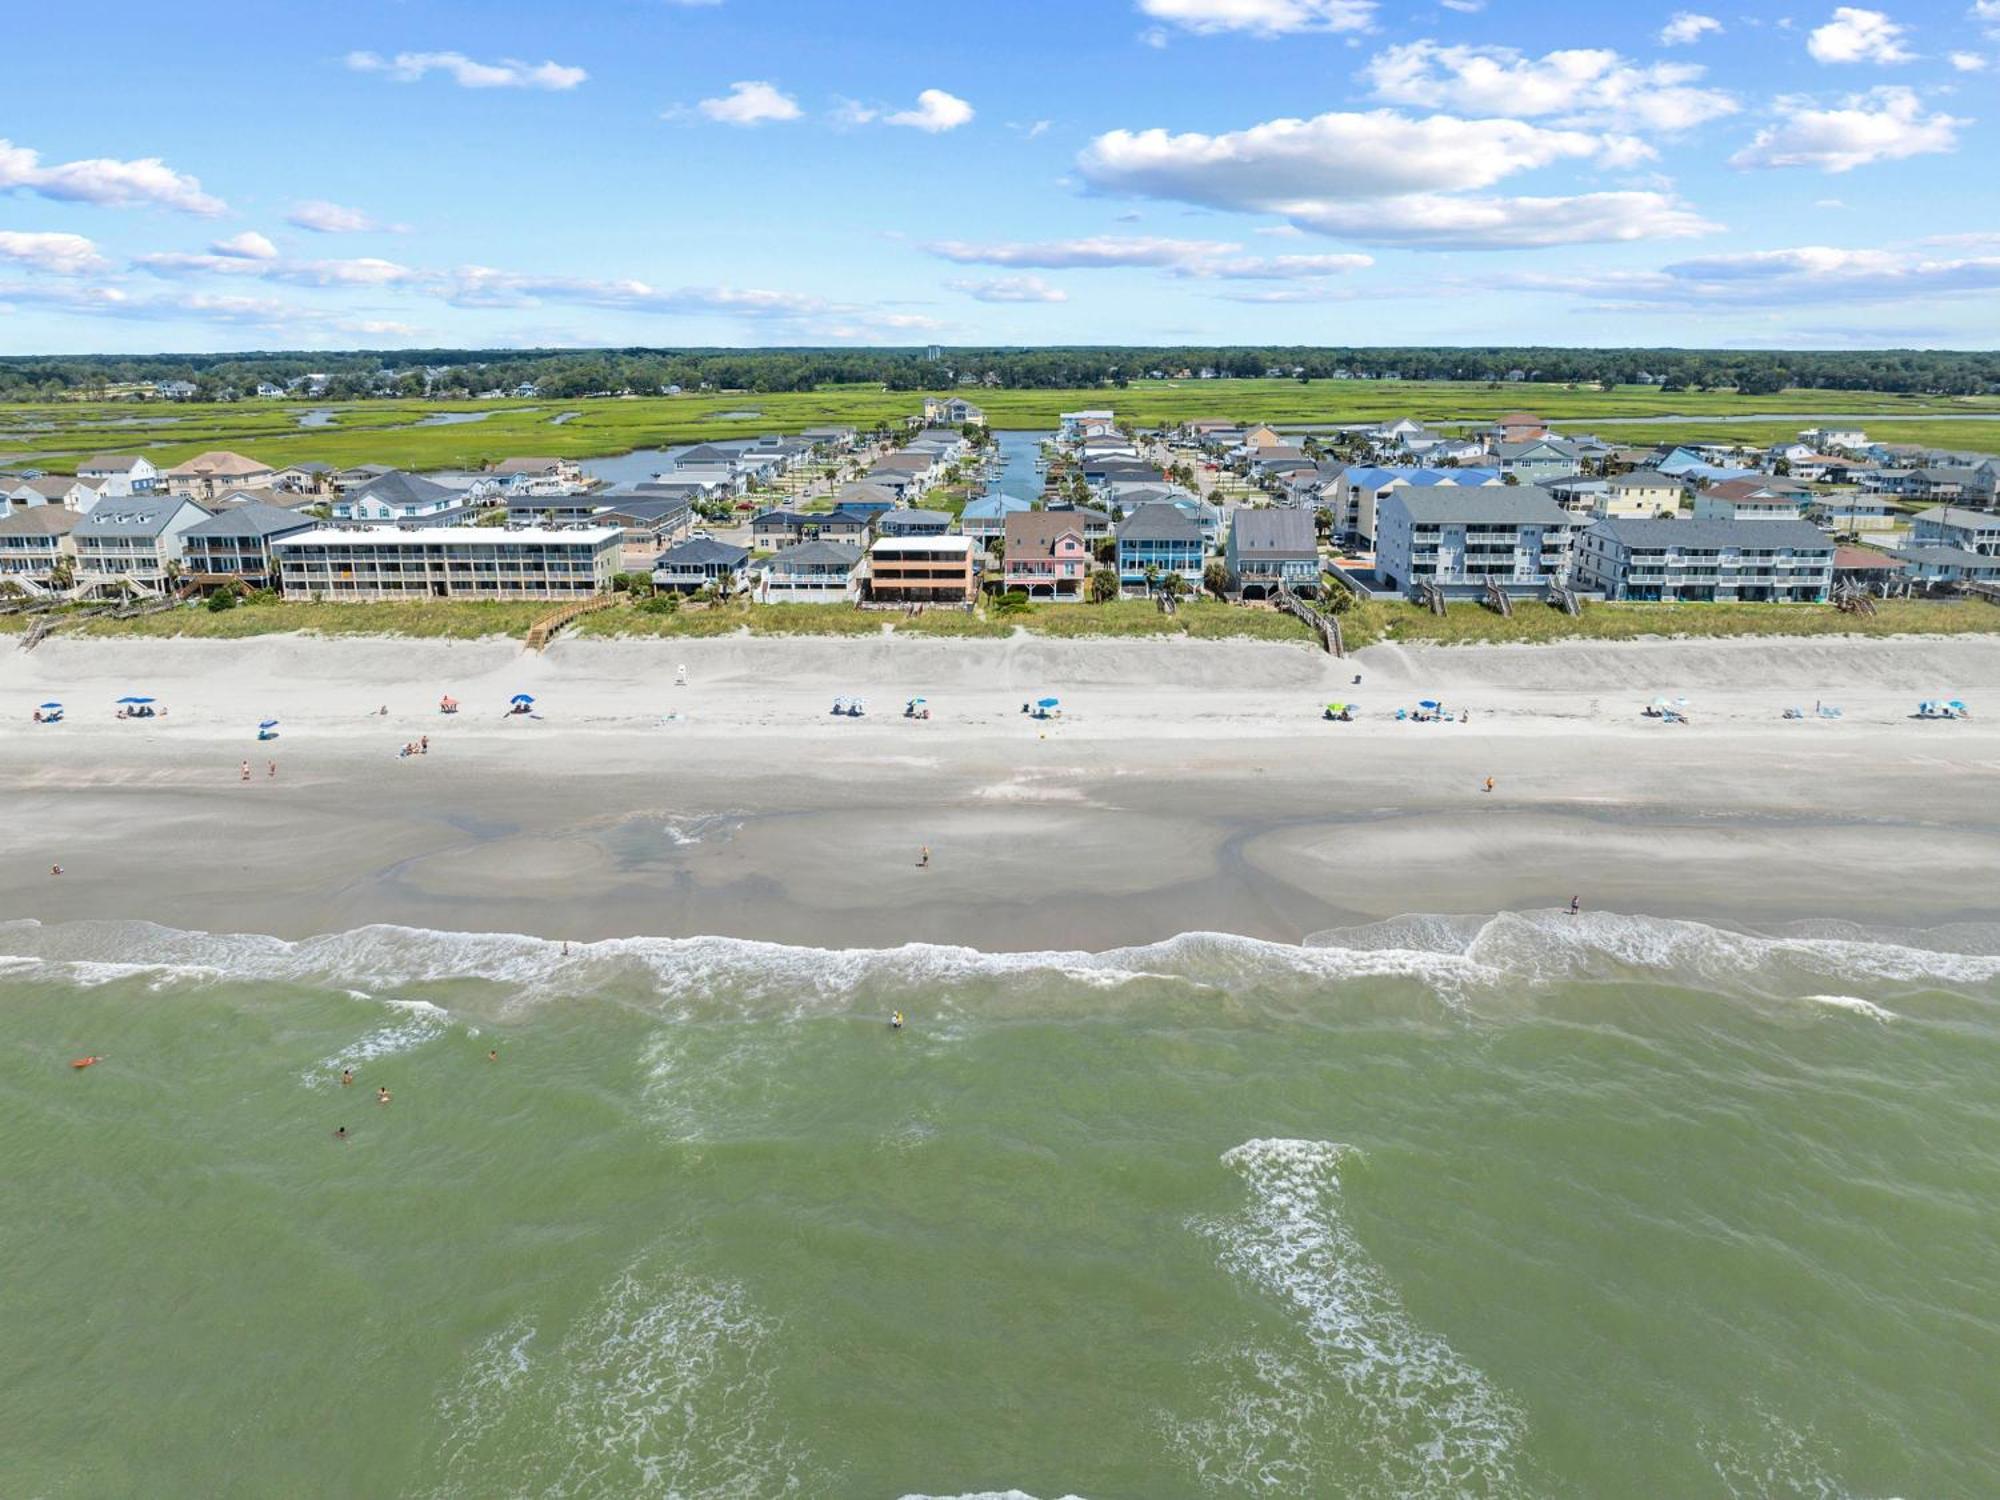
[{"xmin": 525, "ymin": 593, "xmax": 622, "ymax": 651}]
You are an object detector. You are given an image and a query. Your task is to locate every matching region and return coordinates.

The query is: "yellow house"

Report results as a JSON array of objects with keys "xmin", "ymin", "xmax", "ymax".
[{"xmin": 1594, "ymin": 469, "xmax": 1681, "ymax": 519}]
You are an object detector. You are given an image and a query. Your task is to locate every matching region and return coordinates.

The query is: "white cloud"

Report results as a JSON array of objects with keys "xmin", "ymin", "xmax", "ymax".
[
  {"xmin": 1363, "ymin": 42, "xmax": 1737, "ymax": 131},
  {"xmin": 1080, "ymin": 110, "xmax": 1623, "ymax": 205},
  {"xmin": 885, "ymin": 89, "xmax": 975, "ymax": 133},
  {"xmin": 1659, "ymin": 11, "xmax": 1724, "ymax": 44},
  {"xmin": 1516, "ymin": 243, "xmax": 2000, "ymax": 307},
  {"xmin": 696, "ymin": 80, "xmax": 801, "ymax": 125},
  {"xmin": 345, "ymin": 50, "xmax": 587, "ymax": 90},
  {"xmin": 0, "ymin": 137, "xmax": 226, "ymax": 215},
  {"xmin": 1976, "ymin": 0, "xmax": 2000, "ymax": 25},
  {"xmin": 210, "ymin": 230, "xmax": 278, "ymax": 261},
  {"xmin": 1184, "ymin": 251, "xmax": 1375, "ymax": 277},
  {"xmin": 1441, "ymin": 0, "xmax": 1485, "ymax": 12},
  {"xmin": 1287, "ymin": 191, "xmax": 1715, "ymax": 246},
  {"xmin": 134, "ymin": 251, "xmax": 419, "ymax": 287},
  {"xmin": 0, "ymin": 231, "xmax": 108, "ymax": 275},
  {"xmin": 1805, "ymin": 8, "xmax": 1914, "ymax": 63},
  {"xmin": 1948, "ymin": 50, "xmax": 1988, "ymax": 69},
  {"xmin": 287, "ymin": 200, "xmax": 385, "ymax": 233},
  {"xmin": 928, "ymin": 235, "xmax": 1244, "ymax": 269},
  {"xmin": 1136, "ymin": 0, "xmax": 1375, "ymax": 36},
  {"xmin": 1730, "ymin": 87, "xmax": 1963, "ymax": 171},
  {"xmin": 946, "ymin": 275, "xmax": 1070, "ymax": 302},
  {"xmin": 1212, "ymin": 285, "xmax": 1367, "ymax": 302},
  {"xmin": 442, "ymin": 266, "xmax": 826, "ymax": 318}
]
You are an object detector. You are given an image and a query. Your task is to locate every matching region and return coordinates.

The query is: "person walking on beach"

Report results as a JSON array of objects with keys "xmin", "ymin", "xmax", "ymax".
[
  {"xmin": 918, "ymin": 845, "xmax": 930, "ymax": 869},
  {"xmin": 419, "ymin": 734, "xmax": 429, "ymax": 754},
  {"xmin": 267, "ymin": 760, "xmax": 276, "ymax": 779},
  {"xmin": 240, "ymin": 760, "xmax": 251, "ymax": 782},
  {"xmin": 51, "ymin": 864, "xmax": 62, "ymax": 877},
  {"xmin": 1483, "ymin": 777, "xmax": 1495, "ymax": 794}
]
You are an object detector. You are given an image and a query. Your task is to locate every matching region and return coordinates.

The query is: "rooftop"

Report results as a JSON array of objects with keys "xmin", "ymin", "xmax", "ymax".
[
  {"xmin": 1589, "ymin": 518, "xmax": 1834, "ymax": 551},
  {"xmin": 273, "ymin": 526, "xmax": 620, "ymax": 547},
  {"xmin": 1386, "ymin": 487, "xmax": 1573, "ymax": 527}
]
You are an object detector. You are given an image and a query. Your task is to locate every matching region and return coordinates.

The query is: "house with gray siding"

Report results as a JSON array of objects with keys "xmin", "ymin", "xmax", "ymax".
[
  {"xmin": 1226, "ymin": 508, "xmax": 1320, "ymax": 598},
  {"xmin": 1375, "ymin": 487, "xmax": 1577, "ymax": 599},
  {"xmin": 1576, "ymin": 519, "xmax": 1834, "ymax": 602}
]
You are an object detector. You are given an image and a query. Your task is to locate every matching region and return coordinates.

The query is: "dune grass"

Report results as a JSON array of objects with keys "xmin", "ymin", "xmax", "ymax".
[
  {"xmin": 57, "ymin": 600, "xmax": 554, "ymax": 641},
  {"xmin": 1334, "ymin": 597, "xmax": 2000, "ymax": 649}
]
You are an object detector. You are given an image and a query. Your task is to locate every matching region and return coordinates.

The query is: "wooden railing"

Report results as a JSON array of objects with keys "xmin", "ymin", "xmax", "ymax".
[{"xmin": 525, "ymin": 592, "xmax": 621, "ymax": 651}]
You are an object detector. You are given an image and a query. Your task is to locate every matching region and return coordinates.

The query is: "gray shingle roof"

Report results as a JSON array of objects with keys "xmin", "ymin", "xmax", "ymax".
[
  {"xmin": 1588, "ymin": 518, "xmax": 1834, "ymax": 551},
  {"xmin": 656, "ymin": 538, "xmax": 749, "ymax": 568},
  {"xmin": 1387, "ymin": 487, "xmax": 1574, "ymax": 527},
  {"xmin": 350, "ymin": 471, "xmax": 459, "ymax": 508},
  {"xmin": 769, "ymin": 540, "xmax": 862, "ymax": 568},
  {"xmin": 1231, "ymin": 508, "xmax": 1316, "ymax": 557},
  {"xmin": 73, "ymin": 495, "xmax": 196, "ymax": 538},
  {"xmin": 185, "ymin": 502, "xmax": 317, "ymax": 540},
  {"xmin": 1117, "ymin": 502, "xmax": 1204, "ymax": 543}
]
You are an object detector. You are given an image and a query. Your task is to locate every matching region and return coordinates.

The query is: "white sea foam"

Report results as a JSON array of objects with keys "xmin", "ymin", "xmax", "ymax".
[
  {"xmin": 1168, "ymin": 1139, "xmax": 1527, "ymax": 1498},
  {"xmin": 1802, "ymin": 994, "xmax": 1900, "ymax": 1024},
  {"xmin": 302, "ymin": 995, "xmax": 449, "ymax": 1087},
  {"xmin": 415, "ymin": 1259, "xmax": 816, "ymax": 1499},
  {"xmin": 1699, "ymin": 1407, "xmax": 1861, "ymax": 1500},
  {"xmin": 0, "ymin": 911, "xmax": 1992, "ymax": 1019}
]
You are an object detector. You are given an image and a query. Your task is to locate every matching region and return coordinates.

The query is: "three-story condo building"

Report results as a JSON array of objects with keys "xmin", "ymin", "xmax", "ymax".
[
  {"xmin": 1375, "ymin": 487, "xmax": 1576, "ymax": 599},
  {"xmin": 273, "ymin": 526, "xmax": 620, "ymax": 600},
  {"xmin": 1575, "ymin": 519, "xmax": 1834, "ymax": 602}
]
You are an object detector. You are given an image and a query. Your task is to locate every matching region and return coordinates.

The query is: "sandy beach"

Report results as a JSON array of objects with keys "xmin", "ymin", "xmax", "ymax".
[{"xmin": 3, "ymin": 631, "xmax": 1997, "ymax": 947}]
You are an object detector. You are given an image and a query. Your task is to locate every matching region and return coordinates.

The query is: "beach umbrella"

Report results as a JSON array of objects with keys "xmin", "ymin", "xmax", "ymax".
[
  {"xmin": 910, "ymin": 697, "xmax": 927, "ymax": 705},
  {"xmin": 116, "ymin": 696, "xmax": 153, "ymax": 704},
  {"xmin": 1948, "ymin": 699, "xmax": 1967, "ymax": 711},
  {"xmin": 1037, "ymin": 696, "xmax": 1059, "ymax": 708},
  {"xmin": 1418, "ymin": 699, "xmax": 1440, "ymax": 710},
  {"xmin": 510, "ymin": 693, "xmax": 535, "ymax": 705},
  {"xmin": 40, "ymin": 702, "xmax": 61, "ymax": 709},
  {"xmin": 259, "ymin": 719, "xmax": 279, "ymax": 730}
]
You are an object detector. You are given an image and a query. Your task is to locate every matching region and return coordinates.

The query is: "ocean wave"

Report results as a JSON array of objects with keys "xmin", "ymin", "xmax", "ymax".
[
  {"xmin": 0, "ymin": 909, "xmax": 1993, "ymax": 1018},
  {"xmin": 414, "ymin": 1260, "xmax": 816, "ymax": 1499},
  {"xmin": 1165, "ymin": 1139, "xmax": 1527, "ymax": 1498}
]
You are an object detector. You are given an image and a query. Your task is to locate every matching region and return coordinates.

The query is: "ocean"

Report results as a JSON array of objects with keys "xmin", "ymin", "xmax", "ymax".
[{"xmin": 3, "ymin": 912, "xmax": 1997, "ymax": 1498}]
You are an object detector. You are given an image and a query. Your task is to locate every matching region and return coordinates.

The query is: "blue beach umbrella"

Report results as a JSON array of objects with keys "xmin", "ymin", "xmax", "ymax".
[
  {"xmin": 510, "ymin": 693, "xmax": 535, "ymax": 705},
  {"xmin": 40, "ymin": 701, "xmax": 62, "ymax": 709},
  {"xmin": 116, "ymin": 695, "xmax": 153, "ymax": 704},
  {"xmin": 1418, "ymin": 699, "xmax": 1440, "ymax": 710},
  {"xmin": 259, "ymin": 719, "xmax": 279, "ymax": 730},
  {"xmin": 1037, "ymin": 696, "xmax": 1059, "ymax": 708}
]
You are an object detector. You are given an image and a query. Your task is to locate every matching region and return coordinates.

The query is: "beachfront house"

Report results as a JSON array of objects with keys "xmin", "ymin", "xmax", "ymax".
[
  {"xmin": 332, "ymin": 471, "xmax": 477, "ymax": 526},
  {"xmin": 762, "ymin": 540, "xmax": 865, "ymax": 603},
  {"xmin": 1895, "ymin": 546, "xmax": 2000, "ymax": 587},
  {"xmin": 70, "ymin": 494, "xmax": 211, "ymax": 590},
  {"xmin": 273, "ymin": 526, "xmax": 621, "ymax": 601},
  {"xmin": 960, "ymin": 493, "xmax": 1034, "ymax": 545},
  {"xmin": 1807, "ymin": 493, "xmax": 1899, "ymax": 533},
  {"xmin": 1692, "ymin": 480, "xmax": 1811, "ymax": 523},
  {"xmin": 1909, "ymin": 506, "xmax": 2000, "ymax": 555},
  {"xmin": 877, "ymin": 508, "xmax": 953, "ymax": 538},
  {"xmin": 4, "ymin": 475, "xmax": 100, "ymax": 515},
  {"xmin": 1001, "ymin": 511, "xmax": 1090, "ymax": 601},
  {"xmin": 165, "ymin": 450, "xmax": 276, "ymax": 500},
  {"xmin": 865, "ymin": 535, "xmax": 978, "ymax": 607},
  {"xmin": 1115, "ymin": 502, "xmax": 1206, "ymax": 597},
  {"xmin": 586, "ymin": 496, "xmax": 696, "ymax": 567},
  {"xmin": 180, "ymin": 502, "xmax": 320, "ymax": 588},
  {"xmin": 1493, "ymin": 439, "xmax": 1581, "ymax": 483},
  {"xmin": 1374, "ymin": 487, "xmax": 1577, "ymax": 599},
  {"xmin": 0, "ymin": 506, "xmax": 79, "ymax": 587},
  {"xmin": 1596, "ymin": 470, "xmax": 1680, "ymax": 519},
  {"xmin": 490, "ymin": 457, "xmax": 586, "ymax": 495},
  {"xmin": 1226, "ymin": 508, "xmax": 1320, "ymax": 599},
  {"xmin": 76, "ymin": 454, "xmax": 159, "ymax": 497},
  {"xmin": 1576, "ymin": 519, "xmax": 1835, "ymax": 603},
  {"xmin": 1060, "ymin": 409, "xmax": 1117, "ymax": 441},
  {"xmin": 652, "ymin": 538, "xmax": 750, "ymax": 596},
  {"xmin": 1326, "ymin": 466, "xmax": 1503, "ymax": 546}
]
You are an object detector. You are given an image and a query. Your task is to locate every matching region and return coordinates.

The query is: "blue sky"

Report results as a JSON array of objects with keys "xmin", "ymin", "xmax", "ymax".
[{"xmin": 2, "ymin": 0, "xmax": 1995, "ymax": 352}]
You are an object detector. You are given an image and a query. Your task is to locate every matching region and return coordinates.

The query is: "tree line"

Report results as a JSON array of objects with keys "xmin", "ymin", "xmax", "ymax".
[{"xmin": 1, "ymin": 345, "xmax": 1995, "ymax": 402}]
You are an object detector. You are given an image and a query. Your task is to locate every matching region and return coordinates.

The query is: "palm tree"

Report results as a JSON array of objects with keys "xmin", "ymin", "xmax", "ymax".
[{"xmin": 1159, "ymin": 571, "xmax": 1188, "ymax": 603}]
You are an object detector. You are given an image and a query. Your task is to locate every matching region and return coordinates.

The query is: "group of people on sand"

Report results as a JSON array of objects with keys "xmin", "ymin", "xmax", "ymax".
[
  {"xmin": 397, "ymin": 735, "xmax": 431, "ymax": 759},
  {"xmin": 115, "ymin": 704, "xmax": 163, "ymax": 720},
  {"xmin": 240, "ymin": 760, "xmax": 277, "ymax": 781}
]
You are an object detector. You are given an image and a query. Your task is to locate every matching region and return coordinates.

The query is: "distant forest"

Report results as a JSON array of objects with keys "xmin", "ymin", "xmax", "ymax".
[{"xmin": 2, "ymin": 346, "xmax": 1997, "ymax": 401}]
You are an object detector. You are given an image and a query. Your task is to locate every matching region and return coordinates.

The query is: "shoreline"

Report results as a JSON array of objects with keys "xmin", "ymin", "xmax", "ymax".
[{"xmin": 5, "ymin": 634, "xmax": 1998, "ymax": 948}]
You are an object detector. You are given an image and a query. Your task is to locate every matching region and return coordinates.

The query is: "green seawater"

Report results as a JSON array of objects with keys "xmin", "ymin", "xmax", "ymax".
[{"xmin": 2, "ymin": 915, "xmax": 1997, "ymax": 1499}]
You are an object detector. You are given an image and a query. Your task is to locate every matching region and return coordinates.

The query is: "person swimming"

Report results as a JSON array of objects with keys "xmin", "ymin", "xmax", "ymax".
[
  {"xmin": 487, "ymin": 1049, "xmax": 498, "ymax": 1063},
  {"xmin": 334, "ymin": 1126, "xmax": 349, "ymax": 1141},
  {"xmin": 890, "ymin": 1010, "xmax": 905, "ymax": 1031},
  {"xmin": 340, "ymin": 1067, "xmax": 354, "ymax": 1087},
  {"xmin": 376, "ymin": 1086, "xmax": 391, "ymax": 1105}
]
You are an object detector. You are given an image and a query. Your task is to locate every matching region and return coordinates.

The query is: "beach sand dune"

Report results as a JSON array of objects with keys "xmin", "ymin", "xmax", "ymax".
[{"xmin": 3, "ymin": 633, "xmax": 1995, "ymax": 947}]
